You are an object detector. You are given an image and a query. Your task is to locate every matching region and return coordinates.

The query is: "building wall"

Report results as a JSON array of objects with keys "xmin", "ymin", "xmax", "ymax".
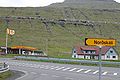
[
  {"xmin": 77, "ymin": 55, "xmax": 84, "ymax": 59},
  {"xmin": 101, "ymin": 55, "xmax": 105, "ymax": 60},
  {"xmin": 72, "ymin": 48, "xmax": 77, "ymax": 58},
  {"xmin": 84, "ymin": 55, "xmax": 90, "ymax": 59},
  {"xmin": 72, "ymin": 47, "xmax": 118, "ymax": 60},
  {"xmin": 104, "ymin": 48, "xmax": 118, "ymax": 60},
  {"xmin": 94, "ymin": 56, "xmax": 99, "ymax": 60}
]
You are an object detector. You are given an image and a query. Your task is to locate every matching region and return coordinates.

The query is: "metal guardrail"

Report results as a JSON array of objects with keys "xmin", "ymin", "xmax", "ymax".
[
  {"xmin": 0, "ymin": 63, "xmax": 9, "ymax": 73},
  {"xmin": 15, "ymin": 56, "xmax": 120, "ymax": 66}
]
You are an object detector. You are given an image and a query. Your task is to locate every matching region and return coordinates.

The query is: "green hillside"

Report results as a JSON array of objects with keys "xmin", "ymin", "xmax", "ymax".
[
  {"xmin": 50, "ymin": 0, "xmax": 120, "ymax": 9},
  {"xmin": 0, "ymin": 1, "xmax": 120, "ymax": 59}
]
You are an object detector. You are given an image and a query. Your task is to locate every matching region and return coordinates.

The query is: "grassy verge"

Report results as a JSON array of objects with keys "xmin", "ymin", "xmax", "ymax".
[
  {"xmin": 0, "ymin": 54, "xmax": 23, "ymax": 58},
  {"xmin": 103, "ymin": 60, "xmax": 120, "ymax": 62},
  {"xmin": 16, "ymin": 57, "xmax": 120, "ymax": 68},
  {"xmin": 0, "ymin": 70, "xmax": 13, "ymax": 80}
]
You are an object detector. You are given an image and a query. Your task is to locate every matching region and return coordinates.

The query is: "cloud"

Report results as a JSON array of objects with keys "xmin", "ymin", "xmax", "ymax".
[
  {"xmin": 0, "ymin": 0, "xmax": 65, "ymax": 7},
  {"xmin": 114, "ymin": 0, "xmax": 120, "ymax": 3},
  {"xmin": 0, "ymin": 0, "xmax": 119, "ymax": 7}
]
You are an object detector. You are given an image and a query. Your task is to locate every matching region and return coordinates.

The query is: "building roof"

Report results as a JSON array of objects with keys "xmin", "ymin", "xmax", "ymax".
[
  {"xmin": 11, "ymin": 46, "xmax": 38, "ymax": 51},
  {"xmin": 74, "ymin": 46, "xmax": 111, "ymax": 55}
]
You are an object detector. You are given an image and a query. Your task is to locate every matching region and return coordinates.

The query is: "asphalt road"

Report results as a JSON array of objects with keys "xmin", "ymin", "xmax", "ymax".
[{"xmin": 0, "ymin": 58, "xmax": 119, "ymax": 80}]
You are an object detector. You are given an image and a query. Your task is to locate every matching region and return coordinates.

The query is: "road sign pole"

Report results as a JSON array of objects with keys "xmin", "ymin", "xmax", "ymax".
[
  {"xmin": 85, "ymin": 38, "xmax": 116, "ymax": 80},
  {"xmin": 6, "ymin": 31, "xmax": 8, "ymax": 54},
  {"xmin": 99, "ymin": 46, "xmax": 102, "ymax": 80},
  {"xmin": 5, "ymin": 20, "xmax": 9, "ymax": 54}
]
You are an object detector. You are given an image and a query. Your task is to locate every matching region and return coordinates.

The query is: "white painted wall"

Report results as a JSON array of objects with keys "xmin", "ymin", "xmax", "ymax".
[
  {"xmin": 104, "ymin": 54, "xmax": 118, "ymax": 60},
  {"xmin": 85, "ymin": 55, "xmax": 90, "ymax": 59},
  {"xmin": 72, "ymin": 47, "xmax": 118, "ymax": 60},
  {"xmin": 104, "ymin": 48, "xmax": 118, "ymax": 60},
  {"xmin": 78, "ymin": 55, "xmax": 84, "ymax": 59}
]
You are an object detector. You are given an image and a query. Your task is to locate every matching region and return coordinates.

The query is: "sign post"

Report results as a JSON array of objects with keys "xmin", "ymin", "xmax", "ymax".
[
  {"xmin": 85, "ymin": 38, "xmax": 116, "ymax": 46},
  {"xmin": 6, "ymin": 30, "xmax": 8, "ymax": 54},
  {"xmin": 98, "ymin": 46, "xmax": 102, "ymax": 80},
  {"xmin": 85, "ymin": 38, "xmax": 116, "ymax": 80}
]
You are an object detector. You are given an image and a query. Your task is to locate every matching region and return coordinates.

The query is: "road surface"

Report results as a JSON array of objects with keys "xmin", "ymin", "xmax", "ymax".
[{"xmin": 0, "ymin": 58, "xmax": 119, "ymax": 80}]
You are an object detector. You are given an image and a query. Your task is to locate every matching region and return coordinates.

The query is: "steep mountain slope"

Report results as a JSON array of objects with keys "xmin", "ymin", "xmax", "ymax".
[
  {"xmin": 0, "ymin": 0, "xmax": 120, "ymax": 58},
  {"xmin": 50, "ymin": 0, "xmax": 120, "ymax": 9}
]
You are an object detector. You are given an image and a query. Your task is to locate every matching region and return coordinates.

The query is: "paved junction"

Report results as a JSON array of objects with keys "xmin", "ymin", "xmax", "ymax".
[{"xmin": 0, "ymin": 58, "xmax": 119, "ymax": 80}]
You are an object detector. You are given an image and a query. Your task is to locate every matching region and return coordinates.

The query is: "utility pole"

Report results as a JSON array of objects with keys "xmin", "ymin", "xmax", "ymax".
[
  {"xmin": 5, "ymin": 20, "xmax": 9, "ymax": 54},
  {"xmin": 6, "ymin": 29, "xmax": 8, "ymax": 54}
]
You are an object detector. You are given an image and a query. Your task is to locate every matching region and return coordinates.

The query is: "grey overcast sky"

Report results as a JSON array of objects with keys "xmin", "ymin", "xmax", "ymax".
[{"xmin": 0, "ymin": 0, "xmax": 119, "ymax": 7}]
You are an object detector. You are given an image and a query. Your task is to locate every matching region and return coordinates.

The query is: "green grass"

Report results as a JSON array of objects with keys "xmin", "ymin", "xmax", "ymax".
[
  {"xmin": 0, "ymin": 7, "xmax": 120, "ymax": 59},
  {"xmin": 16, "ymin": 57, "xmax": 120, "ymax": 68},
  {"xmin": 103, "ymin": 60, "xmax": 120, "ymax": 62},
  {"xmin": 50, "ymin": 0, "xmax": 120, "ymax": 9},
  {"xmin": 0, "ymin": 54, "xmax": 23, "ymax": 58},
  {"xmin": 0, "ymin": 70, "xmax": 13, "ymax": 80}
]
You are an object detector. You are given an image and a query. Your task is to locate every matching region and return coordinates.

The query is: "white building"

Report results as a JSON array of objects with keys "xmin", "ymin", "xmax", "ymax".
[{"xmin": 72, "ymin": 46, "xmax": 118, "ymax": 60}]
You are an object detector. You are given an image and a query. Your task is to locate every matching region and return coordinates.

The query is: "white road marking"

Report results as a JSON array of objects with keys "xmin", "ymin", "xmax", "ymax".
[
  {"xmin": 56, "ymin": 67, "xmax": 65, "ymax": 70},
  {"xmin": 33, "ymin": 64, "xmax": 37, "ymax": 66},
  {"xmin": 40, "ymin": 66, "xmax": 45, "ymax": 68},
  {"xmin": 44, "ymin": 66, "xmax": 50, "ymax": 69},
  {"xmin": 31, "ymin": 72, "xmax": 37, "ymax": 74},
  {"xmin": 15, "ymin": 70, "xmax": 28, "ymax": 80},
  {"xmin": 21, "ymin": 65, "xmax": 25, "ymax": 66},
  {"xmin": 93, "ymin": 70, "xmax": 99, "ymax": 74},
  {"xmin": 31, "ymin": 65, "xmax": 36, "ymax": 68},
  {"xmin": 44, "ymin": 66, "xmax": 49, "ymax": 67},
  {"xmin": 69, "ymin": 68, "xmax": 77, "ymax": 71},
  {"xmin": 84, "ymin": 70, "xmax": 91, "ymax": 73},
  {"xmin": 40, "ymin": 74, "xmax": 48, "ymax": 76},
  {"xmin": 76, "ymin": 69, "xmax": 84, "ymax": 72},
  {"xmin": 34, "ymin": 65, "xmax": 40, "ymax": 68},
  {"xmin": 30, "ymin": 64, "xmax": 34, "ymax": 65},
  {"xmin": 51, "ymin": 66, "xmax": 59, "ymax": 69},
  {"xmin": 102, "ymin": 72, "xmax": 108, "ymax": 75},
  {"xmin": 52, "ymin": 75, "xmax": 60, "ymax": 78},
  {"xmin": 113, "ymin": 73, "xmax": 118, "ymax": 76},
  {"xmin": 50, "ymin": 66, "xmax": 54, "ymax": 67},
  {"xmin": 62, "ymin": 68, "xmax": 71, "ymax": 71},
  {"xmin": 65, "ymin": 77, "xmax": 73, "ymax": 80}
]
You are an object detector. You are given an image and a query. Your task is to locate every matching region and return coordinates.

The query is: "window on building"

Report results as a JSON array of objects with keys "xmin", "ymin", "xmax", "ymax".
[
  {"xmin": 110, "ymin": 50, "xmax": 113, "ymax": 53},
  {"xmin": 112, "ymin": 56, "xmax": 116, "ymax": 58},
  {"xmin": 74, "ymin": 55, "xmax": 76, "ymax": 58},
  {"xmin": 107, "ymin": 56, "xmax": 110, "ymax": 58},
  {"xmin": 90, "ymin": 51, "xmax": 93, "ymax": 53},
  {"xmin": 85, "ymin": 51, "xmax": 88, "ymax": 53},
  {"xmin": 74, "ymin": 51, "xmax": 76, "ymax": 53}
]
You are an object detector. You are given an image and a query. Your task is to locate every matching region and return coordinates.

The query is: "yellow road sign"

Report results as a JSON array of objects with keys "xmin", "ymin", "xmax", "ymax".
[{"xmin": 85, "ymin": 38, "xmax": 116, "ymax": 46}]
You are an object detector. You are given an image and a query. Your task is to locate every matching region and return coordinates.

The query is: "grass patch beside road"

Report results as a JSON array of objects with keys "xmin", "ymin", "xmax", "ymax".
[
  {"xmin": 0, "ymin": 54, "xmax": 23, "ymax": 58},
  {"xmin": 0, "ymin": 70, "xmax": 13, "ymax": 80},
  {"xmin": 16, "ymin": 56, "xmax": 120, "ymax": 68}
]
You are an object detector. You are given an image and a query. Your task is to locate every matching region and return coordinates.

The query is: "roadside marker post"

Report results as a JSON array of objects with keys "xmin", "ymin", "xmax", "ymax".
[{"xmin": 85, "ymin": 38, "xmax": 116, "ymax": 80}]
